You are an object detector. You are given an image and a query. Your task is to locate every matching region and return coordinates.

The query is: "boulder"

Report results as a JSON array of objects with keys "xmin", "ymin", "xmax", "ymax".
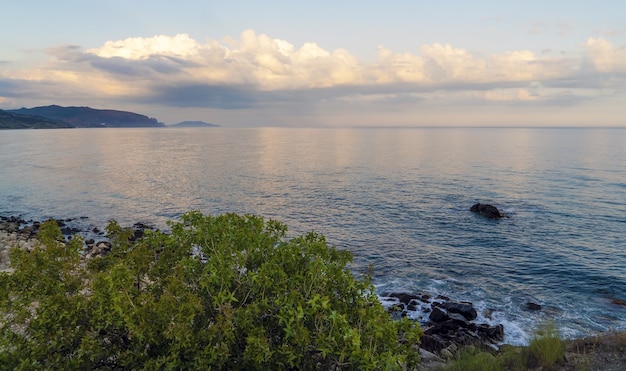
[
  {"xmin": 443, "ymin": 301, "xmax": 478, "ymax": 321},
  {"xmin": 429, "ymin": 307, "xmax": 449, "ymax": 323},
  {"xmin": 470, "ymin": 203, "xmax": 504, "ymax": 219}
]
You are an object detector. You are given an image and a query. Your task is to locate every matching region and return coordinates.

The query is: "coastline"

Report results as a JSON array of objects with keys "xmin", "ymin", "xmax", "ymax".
[{"xmin": 2, "ymin": 215, "xmax": 625, "ymax": 369}]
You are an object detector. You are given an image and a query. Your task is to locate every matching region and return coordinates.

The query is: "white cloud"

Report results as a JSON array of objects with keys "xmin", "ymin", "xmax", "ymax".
[
  {"xmin": 89, "ymin": 34, "xmax": 202, "ymax": 60},
  {"xmin": 421, "ymin": 43, "xmax": 486, "ymax": 82},
  {"xmin": 585, "ymin": 37, "xmax": 626, "ymax": 73},
  {"xmin": 72, "ymin": 31, "xmax": 583, "ymax": 90}
]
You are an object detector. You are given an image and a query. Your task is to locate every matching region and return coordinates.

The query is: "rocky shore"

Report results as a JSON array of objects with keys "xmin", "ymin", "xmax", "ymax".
[
  {"xmin": 379, "ymin": 292, "xmax": 506, "ymax": 369},
  {"xmin": 0, "ymin": 215, "xmax": 153, "ymax": 272}
]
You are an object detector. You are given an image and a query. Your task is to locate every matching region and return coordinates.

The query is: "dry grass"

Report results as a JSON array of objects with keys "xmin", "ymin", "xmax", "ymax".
[
  {"xmin": 435, "ymin": 330, "xmax": 626, "ymax": 371},
  {"xmin": 561, "ymin": 331, "xmax": 626, "ymax": 371}
]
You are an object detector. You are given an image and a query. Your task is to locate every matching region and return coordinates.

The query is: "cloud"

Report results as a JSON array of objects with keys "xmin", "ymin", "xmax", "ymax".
[
  {"xmin": 1, "ymin": 31, "xmax": 625, "ymax": 124},
  {"xmin": 584, "ymin": 37, "xmax": 626, "ymax": 73},
  {"xmin": 89, "ymin": 34, "xmax": 202, "ymax": 60},
  {"xmin": 36, "ymin": 31, "xmax": 585, "ymax": 90}
]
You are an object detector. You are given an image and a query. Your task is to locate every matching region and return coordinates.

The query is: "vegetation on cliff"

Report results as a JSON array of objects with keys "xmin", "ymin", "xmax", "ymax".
[
  {"xmin": 4, "ymin": 105, "xmax": 163, "ymax": 128},
  {"xmin": 0, "ymin": 109, "xmax": 72, "ymax": 129}
]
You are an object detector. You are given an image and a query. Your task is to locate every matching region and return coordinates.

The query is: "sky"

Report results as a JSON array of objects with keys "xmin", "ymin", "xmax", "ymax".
[{"xmin": 1, "ymin": 1, "xmax": 625, "ymax": 127}]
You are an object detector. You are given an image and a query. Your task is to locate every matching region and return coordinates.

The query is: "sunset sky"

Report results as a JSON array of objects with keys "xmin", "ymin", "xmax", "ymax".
[{"xmin": 1, "ymin": 1, "xmax": 625, "ymax": 127}]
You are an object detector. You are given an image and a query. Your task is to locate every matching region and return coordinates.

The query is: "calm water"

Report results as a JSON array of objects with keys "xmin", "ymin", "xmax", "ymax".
[{"xmin": 1, "ymin": 127, "xmax": 625, "ymax": 344}]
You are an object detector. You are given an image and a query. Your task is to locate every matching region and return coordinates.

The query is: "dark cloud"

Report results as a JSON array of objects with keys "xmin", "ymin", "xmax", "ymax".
[
  {"xmin": 90, "ymin": 55, "xmax": 197, "ymax": 76},
  {"xmin": 0, "ymin": 79, "xmax": 17, "ymax": 94},
  {"xmin": 45, "ymin": 45, "xmax": 198, "ymax": 78},
  {"xmin": 46, "ymin": 45, "xmax": 89, "ymax": 62},
  {"xmin": 0, "ymin": 78, "xmax": 53, "ymax": 98},
  {"xmin": 90, "ymin": 57, "xmax": 145, "ymax": 76},
  {"xmin": 139, "ymin": 84, "xmax": 258, "ymax": 109}
]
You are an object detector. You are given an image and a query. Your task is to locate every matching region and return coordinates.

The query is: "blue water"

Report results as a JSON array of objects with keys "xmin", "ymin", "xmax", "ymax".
[{"xmin": 1, "ymin": 127, "xmax": 625, "ymax": 344}]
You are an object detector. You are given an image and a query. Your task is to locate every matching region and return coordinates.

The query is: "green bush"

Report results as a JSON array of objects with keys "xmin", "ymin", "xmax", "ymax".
[{"xmin": 0, "ymin": 212, "xmax": 421, "ymax": 370}]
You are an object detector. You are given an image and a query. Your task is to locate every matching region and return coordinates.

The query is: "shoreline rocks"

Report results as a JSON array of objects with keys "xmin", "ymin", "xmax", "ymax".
[
  {"xmin": 382, "ymin": 291, "xmax": 505, "ymax": 357},
  {"xmin": 1, "ymin": 215, "xmax": 155, "ymax": 272}
]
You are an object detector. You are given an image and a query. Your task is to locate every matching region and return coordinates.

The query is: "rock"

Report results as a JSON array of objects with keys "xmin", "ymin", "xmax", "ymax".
[
  {"xmin": 96, "ymin": 241, "xmax": 112, "ymax": 251},
  {"xmin": 447, "ymin": 312, "xmax": 471, "ymax": 326},
  {"xmin": 20, "ymin": 225, "xmax": 37, "ymax": 238},
  {"xmin": 0, "ymin": 221, "xmax": 18, "ymax": 233},
  {"xmin": 525, "ymin": 302, "xmax": 542, "ymax": 311},
  {"xmin": 129, "ymin": 222, "xmax": 155, "ymax": 242},
  {"xmin": 419, "ymin": 347, "xmax": 443, "ymax": 362},
  {"xmin": 420, "ymin": 334, "xmax": 448, "ymax": 352},
  {"xmin": 388, "ymin": 292, "xmax": 422, "ymax": 306},
  {"xmin": 443, "ymin": 301, "xmax": 478, "ymax": 321},
  {"xmin": 61, "ymin": 226, "xmax": 81, "ymax": 236},
  {"xmin": 470, "ymin": 203, "xmax": 504, "ymax": 219},
  {"xmin": 439, "ymin": 348, "xmax": 454, "ymax": 359},
  {"xmin": 478, "ymin": 323, "xmax": 505, "ymax": 342},
  {"xmin": 416, "ymin": 347, "xmax": 447, "ymax": 370},
  {"xmin": 429, "ymin": 307, "xmax": 449, "ymax": 322},
  {"xmin": 483, "ymin": 308, "xmax": 494, "ymax": 320},
  {"xmin": 611, "ymin": 298, "xmax": 626, "ymax": 307}
]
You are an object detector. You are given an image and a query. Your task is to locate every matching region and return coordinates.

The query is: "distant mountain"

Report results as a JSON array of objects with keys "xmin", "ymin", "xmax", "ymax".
[
  {"xmin": 0, "ymin": 109, "xmax": 73, "ymax": 129},
  {"xmin": 8, "ymin": 105, "xmax": 164, "ymax": 128},
  {"xmin": 169, "ymin": 120, "xmax": 221, "ymax": 128}
]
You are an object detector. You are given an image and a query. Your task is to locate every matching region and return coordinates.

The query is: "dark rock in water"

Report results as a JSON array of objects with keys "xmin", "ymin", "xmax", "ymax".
[
  {"xmin": 470, "ymin": 203, "xmax": 504, "ymax": 219},
  {"xmin": 526, "ymin": 302, "xmax": 542, "ymax": 311},
  {"xmin": 480, "ymin": 323, "xmax": 504, "ymax": 341},
  {"xmin": 612, "ymin": 298, "xmax": 626, "ymax": 307}
]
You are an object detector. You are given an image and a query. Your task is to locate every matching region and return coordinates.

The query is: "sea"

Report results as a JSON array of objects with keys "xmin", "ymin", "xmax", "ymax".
[{"xmin": 1, "ymin": 127, "xmax": 625, "ymax": 345}]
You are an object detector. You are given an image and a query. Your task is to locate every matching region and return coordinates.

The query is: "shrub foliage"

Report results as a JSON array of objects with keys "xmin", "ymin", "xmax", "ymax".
[{"xmin": 0, "ymin": 212, "xmax": 421, "ymax": 369}]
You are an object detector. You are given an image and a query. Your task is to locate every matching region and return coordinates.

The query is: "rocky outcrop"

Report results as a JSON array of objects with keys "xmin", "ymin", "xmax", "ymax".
[
  {"xmin": 1, "ymin": 216, "xmax": 38, "ymax": 272},
  {"xmin": 382, "ymin": 292, "xmax": 505, "ymax": 355},
  {"xmin": 470, "ymin": 203, "xmax": 505, "ymax": 219}
]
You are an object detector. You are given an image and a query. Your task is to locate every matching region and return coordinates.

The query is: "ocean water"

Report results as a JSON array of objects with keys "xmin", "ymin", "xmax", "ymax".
[{"xmin": 1, "ymin": 127, "xmax": 625, "ymax": 345}]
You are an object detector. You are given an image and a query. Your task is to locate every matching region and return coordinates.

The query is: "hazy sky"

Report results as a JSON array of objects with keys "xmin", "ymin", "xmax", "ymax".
[{"xmin": 1, "ymin": 1, "xmax": 625, "ymax": 127}]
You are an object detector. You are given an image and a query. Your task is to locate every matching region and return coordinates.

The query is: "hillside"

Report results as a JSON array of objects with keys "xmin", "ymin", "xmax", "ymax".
[
  {"xmin": 0, "ymin": 109, "xmax": 73, "ymax": 129},
  {"xmin": 8, "ymin": 105, "xmax": 164, "ymax": 128},
  {"xmin": 168, "ymin": 120, "xmax": 221, "ymax": 128}
]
